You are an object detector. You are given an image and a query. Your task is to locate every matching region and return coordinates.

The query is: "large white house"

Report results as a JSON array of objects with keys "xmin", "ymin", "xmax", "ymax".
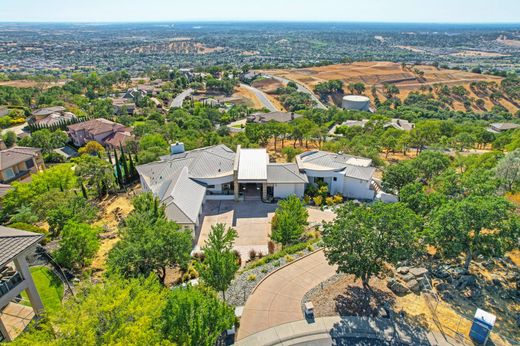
[{"xmin": 137, "ymin": 144, "xmax": 381, "ymax": 230}]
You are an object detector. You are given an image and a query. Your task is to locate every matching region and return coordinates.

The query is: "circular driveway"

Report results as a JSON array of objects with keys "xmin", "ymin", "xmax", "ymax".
[{"xmin": 237, "ymin": 249, "xmax": 338, "ymax": 340}]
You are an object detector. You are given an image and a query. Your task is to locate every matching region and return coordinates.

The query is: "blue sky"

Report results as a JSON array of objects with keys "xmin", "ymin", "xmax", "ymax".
[{"xmin": 1, "ymin": 0, "xmax": 519, "ymax": 23}]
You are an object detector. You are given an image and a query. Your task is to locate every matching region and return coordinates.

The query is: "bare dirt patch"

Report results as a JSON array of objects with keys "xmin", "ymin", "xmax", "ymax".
[
  {"xmin": 233, "ymin": 84, "xmax": 264, "ymax": 109},
  {"xmin": 90, "ymin": 193, "xmax": 134, "ymax": 275}
]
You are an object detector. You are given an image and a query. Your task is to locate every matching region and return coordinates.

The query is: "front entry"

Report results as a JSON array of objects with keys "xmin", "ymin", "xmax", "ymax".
[{"xmin": 240, "ymin": 183, "xmax": 262, "ymax": 201}]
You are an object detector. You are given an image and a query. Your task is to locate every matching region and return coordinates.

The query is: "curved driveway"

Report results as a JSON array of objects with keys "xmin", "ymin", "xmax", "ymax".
[
  {"xmin": 237, "ymin": 249, "xmax": 337, "ymax": 340},
  {"xmin": 240, "ymin": 83, "xmax": 279, "ymax": 112},
  {"xmin": 262, "ymin": 74, "xmax": 328, "ymax": 110}
]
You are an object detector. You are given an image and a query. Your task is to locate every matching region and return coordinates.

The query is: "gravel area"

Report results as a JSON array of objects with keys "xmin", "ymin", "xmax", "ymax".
[
  {"xmin": 301, "ymin": 273, "xmax": 346, "ymax": 314},
  {"xmin": 224, "ymin": 245, "xmax": 319, "ymax": 306}
]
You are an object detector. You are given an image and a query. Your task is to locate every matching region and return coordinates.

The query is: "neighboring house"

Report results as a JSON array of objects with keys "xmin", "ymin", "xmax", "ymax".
[
  {"xmin": 487, "ymin": 122, "xmax": 520, "ymax": 133},
  {"xmin": 111, "ymin": 98, "xmax": 136, "ymax": 115},
  {"xmin": 383, "ymin": 118, "xmax": 415, "ymax": 131},
  {"xmin": 137, "ymin": 144, "xmax": 380, "ymax": 230},
  {"xmin": 0, "ymin": 226, "xmax": 44, "ymax": 342},
  {"xmin": 29, "ymin": 106, "xmax": 76, "ymax": 127},
  {"xmin": 67, "ymin": 118, "xmax": 133, "ymax": 148},
  {"xmin": 247, "ymin": 111, "xmax": 302, "ymax": 123},
  {"xmin": 0, "ymin": 146, "xmax": 44, "ymax": 184}
]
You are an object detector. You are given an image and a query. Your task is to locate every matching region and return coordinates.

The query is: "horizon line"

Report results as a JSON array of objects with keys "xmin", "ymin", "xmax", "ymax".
[{"xmin": 1, "ymin": 20, "xmax": 520, "ymax": 25}]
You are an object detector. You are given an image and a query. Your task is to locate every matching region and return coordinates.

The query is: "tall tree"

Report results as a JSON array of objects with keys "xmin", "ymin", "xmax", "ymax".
[
  {"xmin": 197, "ymin": 223, "xmax": 239, "ymax": 302},
  {"xmin": 428, "ymin": 196, "xmax": 516, "ymax": 271},
  {"xmin": 55, "ymin": 221, "xmax": 100, "ymax": 269},
  {"xmin": 107, "ymin": 194, "xmax": 192, "ymax": 285},
  {"xmin": 162, "ymin": 286, "xmax": 235, "ymax": 346},
  {"xmin": 323, "ymin": 202, "xmax": 421, "ymax": 288},
  {"xmin": 271, "ymin": 195, "xmax": 309, "ymax": 247},
  {"xmin": 495, "ymin": 149, "xmax": 520, "ymax": 192}
]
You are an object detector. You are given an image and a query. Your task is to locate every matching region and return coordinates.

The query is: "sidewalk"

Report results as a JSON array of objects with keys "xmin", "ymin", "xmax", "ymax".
[{"xmin": 236, "ymin": 316, "xmax": 466, "ymax": 346}]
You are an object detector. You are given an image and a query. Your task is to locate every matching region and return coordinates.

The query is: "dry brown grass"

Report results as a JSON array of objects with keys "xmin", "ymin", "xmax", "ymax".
[
  {"xmin": 233, "ymin": 85, "xmax": 264, "ymax": 109},
  {"xmin": 90, "ymin": 194, "xmax": 134, "ymax": 275},
  {"xmin": 258, "ymin": 62, "xmax": 517, "ymax": 113}
]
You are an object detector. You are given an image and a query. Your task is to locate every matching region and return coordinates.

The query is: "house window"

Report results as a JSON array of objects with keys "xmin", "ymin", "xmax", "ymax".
[
  {"xmin": 25, "ymin": 159, "xmax": 35, "ymax": 169},
  {"xmin": 3, "ymin": 167, "xmax": 15, "ymax": 180},
  {"xmin": 206, "ymin": 185, "xmax": 215, "ymax": 189},
  {"xmin": 333, "ymin": 177, "xmax": 337, "ymax": 182}
]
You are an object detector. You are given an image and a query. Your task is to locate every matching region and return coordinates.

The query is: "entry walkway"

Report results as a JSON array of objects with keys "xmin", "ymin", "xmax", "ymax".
[{"xmin": 237, "ymin": 250, "xmax": 337, "ymax": 340}]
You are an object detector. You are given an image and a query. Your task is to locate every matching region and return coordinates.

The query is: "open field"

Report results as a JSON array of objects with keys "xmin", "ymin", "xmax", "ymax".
[{"xmin": 259, "ymin": 62, "xmax": 518, "ymax": 113}]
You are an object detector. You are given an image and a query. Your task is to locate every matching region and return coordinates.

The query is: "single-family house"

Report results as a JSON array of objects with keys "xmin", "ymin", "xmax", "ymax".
[
  {"xmin": 111, "ymin": 98, "xmax": 136, "ymax": 115},
  {"xmin": 30, "ymin": 106, "xmax": 76, "ymax": 127},
  {"xmin": 0, "ymin": 145, "xmax": 44, "ymax": 184},
  {"xmin": 0, "ymin": 226, "xmax": 44, "ymax": 342},
  {"xmin": 137, "ymin": 144, "xmax": 380, "ymax": 230},
  {"xmin": 384, "ymin": 118, "xmax": 415, "ymax": 131},
  {"xmin": 487, "ymin": 123, "xmax": 520, "ymax": 133},
  {"xmin": 247, "ymin": 111, "xmax": 302, "ymax": 124},
  {"xmin": 67, "ymin": 118, "xmax": 133, "ymax": 148}
]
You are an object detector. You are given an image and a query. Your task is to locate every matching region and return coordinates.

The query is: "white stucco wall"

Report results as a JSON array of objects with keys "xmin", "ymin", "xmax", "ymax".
[
  {"xmin": 342, "ymin": 177, "xmax": 375, "ymax": 200},
  {"xmin": 273, "ymin": 183, "xmax": 305, "ymax": 198},
  {"xmin": 193, "ymin": 175, "xmax": 234, "ymax": 193}
]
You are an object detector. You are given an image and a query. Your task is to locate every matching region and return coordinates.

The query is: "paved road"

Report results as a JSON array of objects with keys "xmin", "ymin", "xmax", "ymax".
[
  {"xmin": 169, "ymin": 88, "xmax": 193, "ymax": 108},
  {"xmin": 240, "ymin": 83, "xmax": 279, "ymax": 112},
  {"xmin": 263, "ymin": 74, "xmax": 327, "ymax": 110},
  {"xmin": 237, "ymin": 250, "xmax": 338, "ymax": 340}
]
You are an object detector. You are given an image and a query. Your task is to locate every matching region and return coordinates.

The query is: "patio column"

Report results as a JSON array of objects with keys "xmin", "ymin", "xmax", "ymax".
[
  {"xmin": 13, "ymin": 255, "xmax": 44, "ymax": 315},
  {"xmin": 262, "ymin": 182, "xmax": 267, "ymax": 200},
  {"xmin": 0, "ymin": 318, "xmax": 11, "ymax": 342},
  {"xmin": 234, "ymin": 180, "xmax": 239, "ymax": 201}
]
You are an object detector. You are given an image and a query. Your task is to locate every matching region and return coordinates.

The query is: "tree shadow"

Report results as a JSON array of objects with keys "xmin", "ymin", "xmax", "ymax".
[{"xmin": 334, "ymin": 286, "xmax": 396, "ymax": 317}]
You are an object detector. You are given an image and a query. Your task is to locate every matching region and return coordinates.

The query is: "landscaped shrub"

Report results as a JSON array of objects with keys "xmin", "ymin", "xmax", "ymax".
[
  {"xmin": 243, "ymin": 239, "xmax": 319, "ymax": 271},
  {"xmin": 326, "ymin": 197, "xmax": 334, "ymax": 206},
  {"xmin": 313, "ymin": 196, "xmax": 323, "ymax": 206},
  {"xmin": 285, "ymin": 255, "xmax": 294, "ymax": 262},
  {"xmin": 9, "ymin": 222, "xmax": 50, "ymax": 244},
  {"xmin": 268, "ymin": 241, "xmax": 275, "ymax": 255},
  {"xmin": 249, "ymin": 249, "xmax": 257, "ymax": 261},
  {"xmin": 233, "ymin": 249, "xmax": 242, "ymax": 266},
  {"xmin": 333, "ymin": 194, "xmax": 344, "ymax": 204},
  {"xmin": 247, "ymin": 274, "xmax": 257, "ymax": 282},
  {"xmin": 303, "ymin": 195, "xmax": 311, "ymax": 205},
  {"xmin": 272, "ymin": 260, "xmax": 281, "ymax": 267}
]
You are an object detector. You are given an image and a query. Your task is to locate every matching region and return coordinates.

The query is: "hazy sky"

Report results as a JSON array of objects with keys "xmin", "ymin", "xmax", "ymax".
[{"xmin": 1, "ymin": 0, "xmax": 519, "ymax": 23}]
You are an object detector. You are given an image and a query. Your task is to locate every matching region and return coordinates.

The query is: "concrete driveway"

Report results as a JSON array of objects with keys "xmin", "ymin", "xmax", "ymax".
[
  {"xmin": 237, "ymin": 250, "xmax": 338, "ymax": 340},
  {"xmin": 196, "ymin": 201, "xmax": 336, "ymax": 260}
]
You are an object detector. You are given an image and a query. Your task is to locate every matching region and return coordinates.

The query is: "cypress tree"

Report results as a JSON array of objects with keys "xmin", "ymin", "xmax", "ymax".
[
  {"xmin": 107, "ymin": 150, "xmax": 113, "ymax": 165},
  {"xmin": 80, "ymin": 180, "xmax": 88, "ymax": 199},
  {"xmin": 128, "ymin": 151, "xmax": 137, "ymax": 182},
  {"xmin": 114, "ymin": 149, "xmax": 124, "ymax": 188},
  {"xmin": 119, "ymin": 144, "xmax": 129, "ymax": 183}
]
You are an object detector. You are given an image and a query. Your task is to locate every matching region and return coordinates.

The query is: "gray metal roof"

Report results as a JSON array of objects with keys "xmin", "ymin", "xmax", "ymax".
[
  {"xmin": 0, "ymin": 226, "xmax": 42, "ymax": 267},
  {"xmin": 237, "ymin": 148, "xmax": 268, "ymax": 181},
  {"xmin": 297, "ymin": 151, "xmax": 372, "ymax": 171},
  {"xmin": 137, "ymin": 145, "xmax": 236, "ymax": 190},
  {"xmin": 156, "ymin": 167, "xmax": 206, "ymax": 224},
  {"xmin": 267, "ymin": 164, "xmax": 308, "ymax": 184},
  {"xmin": 296, "ymin": 151, "xmax": 374, "ymax": 181}
]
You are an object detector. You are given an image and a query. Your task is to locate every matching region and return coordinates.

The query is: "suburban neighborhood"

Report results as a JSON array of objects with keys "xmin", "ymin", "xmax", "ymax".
[{"xmin": 0, "ymin": 2, "xmax": 519, "ymax": 346}]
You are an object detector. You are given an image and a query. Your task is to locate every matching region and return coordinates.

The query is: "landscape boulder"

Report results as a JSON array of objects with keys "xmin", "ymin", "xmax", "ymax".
[
  {"xmin": 401, "ymin": 273, "xmax": 415, "ymax": 282},
  {"xmin": 406, "ymin": 279, "xmax": 421, "ymax": 293},
  {"xmin": 397, "ymin": 266, "xmax": 409, "ymax": 275},
  {"xmin": 409, "ymin": 267, "xmax": 428, "ymax": 278},
  {"xmin": 387, "ymin": 278, "xmax": 410, "ymax": 295}
]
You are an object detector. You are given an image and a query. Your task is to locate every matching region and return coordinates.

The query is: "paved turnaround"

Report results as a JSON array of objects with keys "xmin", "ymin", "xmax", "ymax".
[{"xmin": 237, "ymin": 249, "xmax": 338, "ymax": 340}]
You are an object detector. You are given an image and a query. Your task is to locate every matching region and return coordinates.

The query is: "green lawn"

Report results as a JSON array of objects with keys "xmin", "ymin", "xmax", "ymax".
[{"xmin": 21, "ymin": 266, "xmax": 64, "ymax": 313}]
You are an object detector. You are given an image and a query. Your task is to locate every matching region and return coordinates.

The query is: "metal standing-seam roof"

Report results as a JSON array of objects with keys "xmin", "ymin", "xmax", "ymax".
[
  {"xmin": 237, "ymin": 148, "xmax": 268, "ymax": 181},
  {"xmin": 155, "ymin": 167, "xmax": 206, "ymax": 224},
  {"xmin": 267, "ymin": 163, "xmax": 308, "ymax": 184},
  {"xmin": 0, "ymin": 226, "xmax": 43, "ymax": 267}
]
